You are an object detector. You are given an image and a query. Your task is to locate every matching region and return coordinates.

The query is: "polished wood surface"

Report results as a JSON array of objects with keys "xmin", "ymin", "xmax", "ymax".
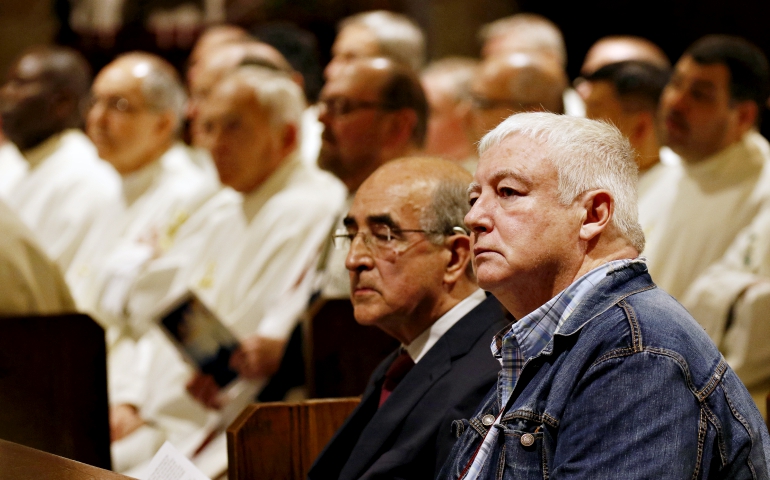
[
  {"xmin": 0, "ymin": 438, "xmax": 134, "ymax": 480},
  {"xmin": 227, "ymin": 398, "xmax": 360, "ymax": 480},
  {"xmin": 0, "ymin": 314, "xmax": 111, "ymax": 469},
  {"xmin": 305, "ymin": 299, "xmax": 399, "ymax": 398}
]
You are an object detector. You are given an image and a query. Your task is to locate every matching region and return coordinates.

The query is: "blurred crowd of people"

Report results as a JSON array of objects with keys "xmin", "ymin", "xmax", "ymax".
[{"xmin": 1, "ymin": 9, "xmax": 769, "ymax": 477}]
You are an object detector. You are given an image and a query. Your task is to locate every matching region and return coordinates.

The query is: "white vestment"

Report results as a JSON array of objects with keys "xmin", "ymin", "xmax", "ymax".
[
  {"xmin": 681, "ymin": 204, "xmax": 770, "ymax": 417},
  {"xmin": 0, "ymin": 199, "xmax": 75, "ymax": 315},
  {"xmin": 6, "ymin": 130, "xmax": 122, "ymax": 270},
  {"xmin": 639, "ymin": 131, "xmax": 770, "ymax": 300},
  {"xmin": 0, "ymin": 141, "xmax": 27, "ymax": 199},
  {"xmin": 66, "ymin": 142, "xmax": 218, "ymax": 326},
  {"xmin": 113, "ymin": 153, "xmax": 345, "ymax": 475}
]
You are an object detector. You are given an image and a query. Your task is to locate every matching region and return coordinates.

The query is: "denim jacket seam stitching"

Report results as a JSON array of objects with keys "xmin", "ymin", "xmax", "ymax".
[
  {"xmin": 690, "ymin": 407, "xmax": 707, "ymax": 480},
  {"xmin": 695, "ymin": 359, "xmax": 727, "ymax": 401},
  {"xmin": 723, "ymin": 389, "xmax": 758, "ymax": 479},
  {"xmin": 702, "ymin": 403, "xmax": 728, "ymax": 467},
  {"xmin": 557, "ymin": 284, "xmax": 656, "ymax": 338},
  {"xmin": 501, "ymin": 410, "xmax": 559, "ymax": 429},
  {"xmin": 618, "ymin": 299, "xmax": 643, "ymax": 351}
]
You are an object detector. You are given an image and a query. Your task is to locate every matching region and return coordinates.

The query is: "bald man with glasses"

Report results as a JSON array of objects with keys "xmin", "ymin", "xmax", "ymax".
[{"xmin": 308, "ymin": 157, "xmax": 508, "ymax": 480}]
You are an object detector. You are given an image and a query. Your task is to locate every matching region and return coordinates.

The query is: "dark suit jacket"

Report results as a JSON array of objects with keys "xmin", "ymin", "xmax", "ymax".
[{"xmin": 307, "ymin": 294, "xmax": 509, "ymax": 480}]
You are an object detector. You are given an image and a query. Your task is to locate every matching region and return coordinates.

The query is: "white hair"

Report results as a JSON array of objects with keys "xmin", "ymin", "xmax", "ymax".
[
  {"xmin": 479, "ymin": 112, "xmax": 645, "ymax": 253},
  {"xmin": 480, "ymin": 14, "xmax": 567, "ymax": 68},
  {"xmin": 229, "ymin": 66, "xmax": 306, "ymax": 134},
  {"xmin": 341, "ymin": 10, "xmax": 426, "ymax": 71}
]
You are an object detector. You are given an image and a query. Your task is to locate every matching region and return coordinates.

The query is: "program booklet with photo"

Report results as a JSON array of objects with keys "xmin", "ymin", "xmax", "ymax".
[{"xmin": 156, "ymin": 291, "xmax": 240, "ymax": 388}]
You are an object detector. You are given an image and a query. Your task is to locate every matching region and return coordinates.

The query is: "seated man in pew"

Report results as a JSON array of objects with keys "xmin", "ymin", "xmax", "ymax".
[{"xmin": 308, "ymin": 157, "xmax": 509, "ymax": 480}]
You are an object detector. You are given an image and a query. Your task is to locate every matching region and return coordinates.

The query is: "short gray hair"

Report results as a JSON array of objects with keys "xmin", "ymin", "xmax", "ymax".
[
  {"xmin": 227, "ymin": 66, "xmax": 306, "ymax": 132},
  {"xmin": 480, "ymin": 14, "xmax": 567, "ymax": 68},
  {"xmin": 341, "ymin": 10, "xmax": 426, "ymax": 71},
  {"xmin": 420, "ymin": 175, "xmax": 476, "ymax": 279},
  {"xmin": 479, "ymin": 112, "xmax": 645, "ymax": 253}
]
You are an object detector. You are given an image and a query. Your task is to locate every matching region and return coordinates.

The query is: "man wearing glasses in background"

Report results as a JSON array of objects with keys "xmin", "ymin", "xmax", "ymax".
[{"xmin": 308, "ymin": 157, "xmax": 508, "ymax": 480}]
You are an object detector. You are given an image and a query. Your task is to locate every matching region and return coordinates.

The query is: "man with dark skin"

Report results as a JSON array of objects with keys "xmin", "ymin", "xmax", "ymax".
[
  {"xmin": 0, "ymin": 46, "xmax": 91, "ymax": 151},
  {"xmin": 0, "ymin": 46, "xmax": 120, "ymax": 269}
]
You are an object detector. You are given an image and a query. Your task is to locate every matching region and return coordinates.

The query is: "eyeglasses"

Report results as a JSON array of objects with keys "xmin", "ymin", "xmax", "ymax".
[
  {"xmin": 333, "ymin": 224, "xmax": 468, "ymax": 259},
  {"xmin": 85, "ymin": 95, "xmax": 137, "ymax": 114},
  {"xmin": 318, "ymin": 96, "xmax": 398, "ymax": 117}
]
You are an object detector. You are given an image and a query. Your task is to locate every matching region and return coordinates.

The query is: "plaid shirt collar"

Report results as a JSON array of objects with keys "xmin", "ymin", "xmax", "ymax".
[{"xmin": 492, "ymin": 257, "xmax": 643, "ymax": 408}]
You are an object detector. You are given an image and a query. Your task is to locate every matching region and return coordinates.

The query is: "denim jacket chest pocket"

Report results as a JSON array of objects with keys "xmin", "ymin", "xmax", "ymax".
[{"xmin": 490, "ymin": 411, "xmax": 555, "ymax": 480}]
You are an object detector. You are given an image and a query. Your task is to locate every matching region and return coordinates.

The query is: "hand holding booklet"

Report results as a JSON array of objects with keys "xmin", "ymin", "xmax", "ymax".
[{"xmin": 156, "ymin": 291, "xmax": 240, "ymax": 388}]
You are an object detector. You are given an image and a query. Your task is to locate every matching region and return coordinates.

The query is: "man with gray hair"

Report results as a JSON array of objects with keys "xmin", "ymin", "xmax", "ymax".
[
  {"xmin": 438, "ymin": 112, "xmax": 770, "ymax": 479},
  {"xmin": 309, "ymin": 157, "xmax": 507, "ymax": 480},
  {"xmin": 107, "ymin": 66, "xmax": 345, "ymax": 475},
  {"xmin": 324, "ymin": 10, "xmax": 425, "ymax": 79},
  {"xmin": 67, "ymin": 52, "xmax": 218, "ymax": 319}
]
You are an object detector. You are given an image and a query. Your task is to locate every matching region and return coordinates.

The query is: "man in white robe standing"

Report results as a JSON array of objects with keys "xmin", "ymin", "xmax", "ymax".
[
  {"xmin": 641, "ymin": 35, "xmax": 770, "ymax": 300},
  {"xmin": 109, "ymin": 67, "xmax": 345, "ymax": 476},
  {"xmin": 0, "ymin": 46, "xmax": 121, "ymax": 270}
]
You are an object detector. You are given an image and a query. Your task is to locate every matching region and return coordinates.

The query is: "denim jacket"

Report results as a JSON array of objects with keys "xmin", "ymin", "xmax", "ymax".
[{"xmin": 438, "ymin": 262, "xmax": 770, "ymax": 479}]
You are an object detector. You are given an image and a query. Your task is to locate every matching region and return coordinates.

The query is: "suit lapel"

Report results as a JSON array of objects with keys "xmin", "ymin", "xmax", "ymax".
[{"xmin": 340, "ymin": 296, "xmax": 503, "ymax": 479}]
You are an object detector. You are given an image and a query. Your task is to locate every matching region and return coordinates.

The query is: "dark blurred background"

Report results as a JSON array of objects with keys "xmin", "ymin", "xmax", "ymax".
[{"xmin": 2, "ymin": 0, "xmax": 770, "ymax": 95}]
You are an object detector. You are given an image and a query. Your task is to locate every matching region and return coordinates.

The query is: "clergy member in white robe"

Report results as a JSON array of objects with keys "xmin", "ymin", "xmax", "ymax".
[
  {"xmin": 681, "ymin": 204, "xmax": 770, "ymax": 417},
  {"xmin": 0, "ymin": 46, "xmax": 121, "ymax": 270},
  {"xmin": 0, "ymin": 140, "xmax": 27, "ymax": 198},
  {"xmin": 66, "ymin": 53, "xmax": 218, "ymax": 328},
  {"xmin": 641, "ymin": 36, "xmax": 770, "ymax": 300},
  {"xmin": 110, "ymin": 66, "xmax": 345, "ymax": 476},
  {"xmin": 0, "ymin": 199, "xmax": 75, "ymax": 315},
  {"xmin": 7, "ymin": 129, "xmax": 121, "ymax": 269}
]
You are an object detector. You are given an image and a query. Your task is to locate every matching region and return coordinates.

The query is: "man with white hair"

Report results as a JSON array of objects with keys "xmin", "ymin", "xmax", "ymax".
[
  {"xmin": 437, "ymin": 112, "xmax": 770, "ymax": 478},
  {"xmin": 67, "ymin": 52, "xmax": 218, "ymax": 323},
  {"xmin": 324, "ymin": 10, "xmax": 425, "ymax": 79},
  {"xmin": 109, "ymin": 66, "xmax": 345, "ymax": 475},
  {"xmin": 0, "ymin": 46, "xmax": 121, "ymax": 269},
  {"xmin": 478, "ymin": 14, "xmax": 582, "ymax": 116}
]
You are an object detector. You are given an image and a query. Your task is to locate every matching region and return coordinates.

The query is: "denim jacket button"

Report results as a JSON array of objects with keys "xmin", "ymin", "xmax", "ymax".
[
  {"xmin": 481, "ymin": 414, "xmax": 495, "ymax": 426},
  {"xmin": 520, "ymin": 433, "xmax": 535, "ymax": 447}
]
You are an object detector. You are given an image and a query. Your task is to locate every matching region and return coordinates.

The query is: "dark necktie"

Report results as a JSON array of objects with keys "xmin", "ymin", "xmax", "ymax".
[{"xmin": 378, "ymin": 350, "xmax": 415, "ymax": 407}]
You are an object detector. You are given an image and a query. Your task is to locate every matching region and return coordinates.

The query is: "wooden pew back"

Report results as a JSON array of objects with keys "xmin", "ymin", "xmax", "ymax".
[{"xmin": 227, "ymin": 398, "xmax": 360, "ymax": 480}]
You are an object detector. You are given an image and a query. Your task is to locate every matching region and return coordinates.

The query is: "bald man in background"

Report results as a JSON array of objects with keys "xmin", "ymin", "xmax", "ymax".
[
  {"xmin": 467, "ymin": 52, "xmax": 567, "ymax": 170},
  {"xmin": 0, "ymin": 46, "xmax": 121, "ymax": 270},
  {"xmin": 478, "ymin": 14, "xmax": 582, "ymax": 116},
  {"xmin": 67, "ymin": 52, "xmax": 218, "ymax": 331},
  {"xmin": 420, "ymin": 57, "xmax": 478, "ymax": 169}
]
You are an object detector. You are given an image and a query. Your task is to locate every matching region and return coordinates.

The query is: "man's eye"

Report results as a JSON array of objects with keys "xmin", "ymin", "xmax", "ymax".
[
  {"xmin": 468, "ymin": 196, "xmax": 478, "ymax": 207},
  {"xmin": 498, "ymin": 187, "xmax": 517, "ymax": 197}
]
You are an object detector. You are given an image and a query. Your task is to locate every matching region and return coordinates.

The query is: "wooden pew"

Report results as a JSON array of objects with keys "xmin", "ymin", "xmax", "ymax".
[
  {"xmin": 0, "ymin": 314, "xmax": 111, "ymax": 470},
  {"xmin": 227, "ymin": 398, "xmax": 360, "ymax": 480},
  {"xmin": 0, "ymin": 438, "xmax": 133, "ymax": 480},
  {"xmin": 305, "ymin": 299, "xmax": 398, "ymax": 398}
]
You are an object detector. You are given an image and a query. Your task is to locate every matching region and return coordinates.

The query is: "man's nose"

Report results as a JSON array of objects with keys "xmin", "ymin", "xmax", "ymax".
[
  {"xmin": 465, "ymin": 197, "xmax": 492, "ymax": 234},
  {"xmin": 345, "ymin": 234, "xmax": 375, "ymax": 272}
]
